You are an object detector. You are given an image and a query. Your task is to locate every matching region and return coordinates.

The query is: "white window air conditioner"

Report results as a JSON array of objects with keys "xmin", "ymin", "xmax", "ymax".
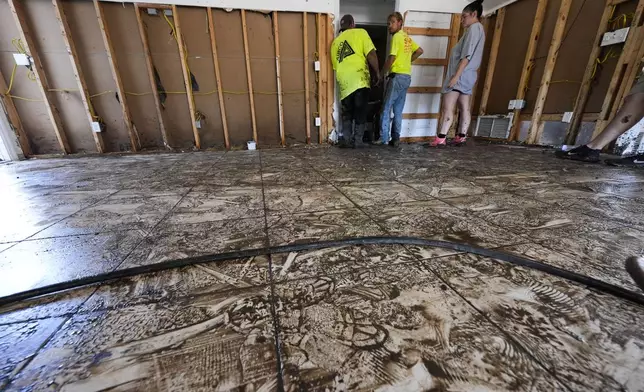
[{"xmin": 474, "ymin": 114, "xmax": 513, "ymax": 139}]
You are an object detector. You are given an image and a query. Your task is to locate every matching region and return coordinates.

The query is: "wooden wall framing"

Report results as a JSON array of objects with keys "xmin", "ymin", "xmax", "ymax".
[{"xmin": 0, "ymin": 0, "xmax": 329, "ymax": 156}]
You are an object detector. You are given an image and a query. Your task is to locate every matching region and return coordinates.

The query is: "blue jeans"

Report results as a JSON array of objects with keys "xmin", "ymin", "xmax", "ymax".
[{"xmin": 380, "ymin": 74, "xmax": 411, "ymax": 142}]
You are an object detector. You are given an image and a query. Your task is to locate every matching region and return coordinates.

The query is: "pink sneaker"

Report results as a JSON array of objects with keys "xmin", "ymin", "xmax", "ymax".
[
  {"xmin": 429, "ymin": 136, "xmax": 446, "ymax": 147},
  {"xmin": 453, "ymin": 135, "xmax": 467, "ymax": 146}
]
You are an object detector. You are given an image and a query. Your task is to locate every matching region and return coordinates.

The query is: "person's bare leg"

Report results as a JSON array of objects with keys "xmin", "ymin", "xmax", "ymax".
[
  {"xmin": 456, "ymin": 93, "xmax": 472, "ymax": 136},
  {"xmin": 587, "ymin": 93, "xmax": 644, "ymax": 150},
  {"xmin": 438, "ymin": 92, "xmax": 460, "ymax": 137}
]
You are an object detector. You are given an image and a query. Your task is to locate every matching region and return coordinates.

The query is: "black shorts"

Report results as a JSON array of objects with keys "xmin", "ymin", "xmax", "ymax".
[{"xmin": 341, "ymin": 88, "xmax": 369, "ymax": 125}]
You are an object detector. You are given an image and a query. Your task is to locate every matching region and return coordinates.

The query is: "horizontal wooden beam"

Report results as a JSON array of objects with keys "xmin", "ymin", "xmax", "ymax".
[
  {"xmin": 403, "ymin": 27, "xmax": 451, "ymax": 36},
  {"xmin": 414, "ymin": 58, "xmax": 448, "ymax": 66},
  {"xmin": 407, "ymin": 86, "xmax": 442, "ymax": 94},
  {"xmin": 610, "ymin": 0, "xmax": 632, "ymax": 4},
  {"xmin": 518, "ymin": 112, "xmax": 599, "ymax": 122},
  {"xmin": 402, "ymin": 113, "xmax": 440, "ymax": 119},
  {"xmin": 400, "ymin": 136, "xmax": 435, "ymax": 143},
  {"xmin": 136, "ymin": 3, "xmax": 172, "ymax": 9}
]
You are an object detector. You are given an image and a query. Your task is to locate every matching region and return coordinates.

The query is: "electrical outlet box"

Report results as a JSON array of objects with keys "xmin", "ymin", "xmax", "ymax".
[
  {"xmin": 195, "ymin": 119, "xmax": 202, "ymax": 129},
  {"xmin": 513, "ymin": 99, "xmax": 526, "ymax": 110},
  {"xmin": 146, "ymin": 8, "xmax": 158, "ymax": 15},
  {"xmin": 164, "ymin": 9, "xmax": 173, "ymax": 17},
  {"xmin": 315, "ymin": 117, "xmax": 321, "ymax": 127},
  {"xmin": 91, "ymin": 121, "xmax": 103, "ymax": 133},
  {"xmin": 314, "ymin": 61, "xmax": 321, "ymax": 71},
  {"xmin": 13, "ymin": 53, "xmax": 30, "ymax": 66},
  {"xmin": 508, "ymin": 100, "xmax": 516, "ymax": 110},
  {"xmin": 562, "ymin": 112, "xmax": 573, "ymax": 123},
  {"xmin": 601, "ymin": 27, "xmax": 629, "ymax": 47}
]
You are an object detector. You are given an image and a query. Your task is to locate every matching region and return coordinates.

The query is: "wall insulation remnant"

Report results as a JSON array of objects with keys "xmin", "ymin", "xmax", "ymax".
[
  {"xmin": 177, "ymin": 6, "xmax": 225, "ymax": 149},
  {"xmin": 485, "ymin": 0, "xmax": 538, "ymax": 114},
  {"xmin": 103, "ymin": 2, "xmax": 164, "ymax": 149},
  {"xmin": 212, "ymin": 9, "xmax": 253, "ymax": 147}
]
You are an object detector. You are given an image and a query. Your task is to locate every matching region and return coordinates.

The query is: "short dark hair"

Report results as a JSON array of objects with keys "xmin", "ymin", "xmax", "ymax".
[
  {"xmin": 464, "ymin": 0, "xmax": 484, "ymax": 18},
  {"xmin": 340, "ymin": 14, "xmax": 355, "ymax": 31},
  {"xmin": 388, "ymin": 12, "xmax": 404, "ymax": 23}
]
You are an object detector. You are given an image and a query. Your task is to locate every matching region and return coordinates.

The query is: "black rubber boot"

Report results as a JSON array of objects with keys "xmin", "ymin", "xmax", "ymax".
[
  {"xmin": 354, "ymin": 124, "xmax": 367, "ymax": 148},
  {"xmin": 338, "ymin": 119, "xmax": 354, "ymax": 148}
]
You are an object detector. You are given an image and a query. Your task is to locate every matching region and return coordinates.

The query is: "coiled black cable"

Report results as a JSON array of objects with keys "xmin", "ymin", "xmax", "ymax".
[{"xmin": 1, "ymin": 236, "xmax": 643, "ymax": 308}]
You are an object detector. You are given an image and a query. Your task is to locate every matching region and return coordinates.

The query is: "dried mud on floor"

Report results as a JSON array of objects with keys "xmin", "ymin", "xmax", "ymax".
[{"xmin": 1, "ymin": 144, "xmax": 644, "ymax": 391}]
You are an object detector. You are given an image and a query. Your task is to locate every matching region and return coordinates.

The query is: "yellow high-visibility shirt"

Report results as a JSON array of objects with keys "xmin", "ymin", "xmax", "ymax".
[
  {"xmin": 330, "ymin": 28, "xmax": 376, "ymax": 100},
  {"xmin": 389, "ymin": 30, "xmax": 419, "ymax": 75}
]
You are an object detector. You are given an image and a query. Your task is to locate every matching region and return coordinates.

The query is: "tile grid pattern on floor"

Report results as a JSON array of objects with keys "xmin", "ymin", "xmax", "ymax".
[{"xmin": 1, "ymin": 145, "xmax": 644, "ymax": 391}]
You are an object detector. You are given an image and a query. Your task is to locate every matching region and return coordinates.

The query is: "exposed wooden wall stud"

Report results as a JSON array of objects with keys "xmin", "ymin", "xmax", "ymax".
[
  {"xmin": 273, "ymin": 12, "xmax": 286, "ymax": 146},
  {"xmin": 207, "ymin": 8, "xmax": 230, "ymax": 150},
  {"xmin": 241, "ymin": 9, "xmax": 258, "ymax": 144},
  {"xmin": 94, "ymin": 0, "xmax": 139, "ymax": 152},
  {"xmin": 53, "ymin": 0, "xmax": 106, "ymax": 153},
  {"xmin": 303, "ymin": 12, "xmax": 311, "ymax": 144},
  {"xmin": 564, "ymin": 0, "xmax": 613, "ymax": 144},
  {"xmin": 508, "ymin": 0, "xmax": 549, "ymax": 141},
  {"xmin": 8, "ymin": 0, "xmax": 70, "ymax": 154},
  {"xmin": 326, "ymin": 14, "xmax": 334, "ymax": 140},
  {"xmin": 592, "ymin": 0, "xmax": 644, "ymax": 139},
  {"xmin": 134, "ymin": 4, "xmax": 170, "ymax": 148},
  {"xmin": 478, "ymin": 8, "xmax": 506, "ymax": 116},
  {"xmin": 173, "ymin": 5, "xmax": 201, "ymax": 149},
  {"xmin": 526, "ymin": 0, "xmax": 573, "ymax": 145},
  {"xmin": 0, "ymin": 69, "xmax": 32, "ymax": 156},
  {"xmin": 317, "ymin": 13, "xmax": 327, "ymax": 143}
]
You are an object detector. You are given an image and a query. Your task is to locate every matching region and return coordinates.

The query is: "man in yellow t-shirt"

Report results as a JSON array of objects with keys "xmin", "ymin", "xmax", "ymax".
[
  {"xmin": 331, "ymin": 14, "xmax": 380, "ymax": 148},
  {"xmin": 376, "ymin": 12, "xmax": 423, "ymax": 147}
]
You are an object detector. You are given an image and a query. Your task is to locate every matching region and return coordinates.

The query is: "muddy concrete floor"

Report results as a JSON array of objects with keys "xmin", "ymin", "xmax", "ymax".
[{"xmin": 1, "ymin": 144, "xmax": 644, "ymax": 391}]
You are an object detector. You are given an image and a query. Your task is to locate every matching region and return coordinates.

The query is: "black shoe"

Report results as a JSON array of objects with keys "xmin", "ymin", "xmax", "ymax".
[
  {"xmin": 555, "ymin": 145, "xmax": 600, "ymax": 163},
  {"xmin": 605, "ymin": 154, "xmax": 644, "ymax": 167},
  {"xmin": 389, "ymin": 140, "xmax": 400, "ymax": 148}
]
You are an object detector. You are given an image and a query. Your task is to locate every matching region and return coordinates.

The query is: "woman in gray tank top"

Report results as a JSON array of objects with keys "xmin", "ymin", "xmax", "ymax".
[{"xmin": 431, "ymin": 0, "xmax": 486, "ymax": 147}]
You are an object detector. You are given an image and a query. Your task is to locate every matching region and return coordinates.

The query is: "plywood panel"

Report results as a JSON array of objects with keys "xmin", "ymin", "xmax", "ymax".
[
  {"xmin": 63, "ymin": 0, "xmax": 132, "ymax": 152},
  {"xmin": 523, "ymin": 0, "xmax": 561, "ymax": 113},
  {"xmin": 410, "ymin": 65, "xmax": 443, "ymax": 87},
  {"xmin": 213, "ymin": 9, "xmax": 253, "ymax": 146},
  {"xmin": 143, "ymin": 11, "xmax": 194, "ymax": 149},
  {"xmin": 542, "ymin": 0, "xmax": 605, "ymax": 113},
  {"xmin": 306, "ymin": 12, "xmax": 319, "ymax": 144},
  {"xmin": 404, "ymin": 12, "xmax": 452, "ymax": 29},
  {"xmin": 486, "ymin": 0, "xmax": 538, "ymax": 114},
  {"xmin": 0, "ymin": 1, "xmax": 60, "ymax": 154},
  {"xmin": 403, "ymin": 93, "xmax": 441, "ymax": 114},
  {"xmin": 24, "ymin": 0, "xmax": 96, "ymax": 153},
  {"xmin": 177, "ymin": 6, "xmax": 225, "ymax": 149},
  {"xmin": 400, "ymin": 118, "xmax": 438, "ymax": 137},
  {"xmin": 408, "ymin": 35, "xmax": 449, "ymax": 59},
  {"xmin": 279, "ymin": 12, "xmax": 307, "ymax": 145},
  {"xmin": 472, "ymin": 14, "xmax": 496, "ymax": 115},
  {"xmin": 102, "ymin": 2, "xmax": 163, "ymax": 149},
  {"xmin": 243, "ymin": 11, "xmax": 280, "ymax": 146}
]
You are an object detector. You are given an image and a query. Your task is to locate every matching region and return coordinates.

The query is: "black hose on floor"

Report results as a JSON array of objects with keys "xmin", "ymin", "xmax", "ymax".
[{"xmin": 1, "ymin": 236, "xmax": 643, "ymax": 308}]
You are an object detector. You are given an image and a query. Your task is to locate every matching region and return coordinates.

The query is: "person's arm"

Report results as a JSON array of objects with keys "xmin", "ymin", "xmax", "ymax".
[
  {"xmin": 382, "ymin": 55, "xmax": 395, "ymax": 76},
  {"xmin": 366, "ymin": 49, "xmax": 380, "ymax": 80},
  {"xmin": 448, "ymin": 58, "xmax": 469, "ymax": 88},
  {"xmin": 411, "ymin": 47, "xmax": 423, "ymax": 62}
]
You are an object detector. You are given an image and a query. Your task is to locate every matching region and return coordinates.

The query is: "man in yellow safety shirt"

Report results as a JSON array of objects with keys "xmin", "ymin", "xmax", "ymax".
[
  {"xmin": 375, "ymin": 12, "xmax": 423, "ymax": 147},
  {"xmin": 331, "ymin": 14, "xmax": 380, "ymax": 148}
]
